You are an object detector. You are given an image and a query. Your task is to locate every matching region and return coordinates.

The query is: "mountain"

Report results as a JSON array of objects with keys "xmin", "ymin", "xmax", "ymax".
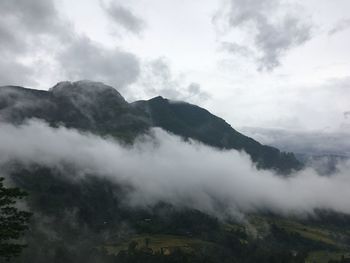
[
  {"xmin": 0, "ymin": 81, "xmax": 149, "ymax": 140},
  {"xmin": 133, "ymin": 96, "xmax": 301, "ymax": 173},
  {"xmin": 0, "ymin": 81, "xmax": 349, "ymax": 263},
  {"xmin": 0, "ymin": 80, "xmax": 301, "ymax": 173}
]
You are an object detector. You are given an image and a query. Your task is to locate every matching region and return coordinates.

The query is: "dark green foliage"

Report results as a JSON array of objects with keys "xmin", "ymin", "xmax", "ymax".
[
  {"xmin": 3, "ymin": 163, "xmax": 350, "ymax": 263},
  {"xmin": 328, "ymin": 255, "xmax": 350, "ymax": 263},
  {"xmin": 0, "ymin": 177, "xmax": 31, "ymax": 260},
  {"xmin": 11, "ymin": 166, "xmax": 128, "ymax": 232},
  {"xmin": 267, "ymin": 224, "xmax": 331, "ymax": 251},
  {"xmin": 7, "ymin": 166, "xmax": 327, "ymax": 263}
]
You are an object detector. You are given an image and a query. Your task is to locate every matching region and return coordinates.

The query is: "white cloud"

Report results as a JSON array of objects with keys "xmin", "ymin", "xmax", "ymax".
[{"xmin": 2, "ymin": 120, "xmax": 350, "ymax": 218}]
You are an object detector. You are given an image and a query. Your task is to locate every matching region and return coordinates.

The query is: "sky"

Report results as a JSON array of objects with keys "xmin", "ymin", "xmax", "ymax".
[{"xmin": 0, "ymin": 0, "xmax": 350, "ymax": 134}]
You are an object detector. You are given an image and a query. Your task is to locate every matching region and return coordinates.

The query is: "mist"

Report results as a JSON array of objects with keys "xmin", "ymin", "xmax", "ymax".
[
  {"xmin": 1, "ymin": 120, "xmax": 350, "ymax": 218},
  {"xmin": 240, "ymin": 126, "xmax": 350, "ymax": 157}
]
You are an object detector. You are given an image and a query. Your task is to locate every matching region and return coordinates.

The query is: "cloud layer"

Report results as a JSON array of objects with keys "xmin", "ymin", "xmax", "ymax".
[
  {"xmin": 0, "ymin": 0, "xmax": 65, "ymax": 86},
  {"xmin": 101, "ymin": 1, "xmax": 145, "ymax": 34},
  {"xmin": 0, "ymin": 0, "xmax": 141, "ymax": 90},
  {"xmin": 329, "ymin": 18, "xmax": 350, "ymax": 36},
  {"xmin": 131, "ymin": 58, "xmax": 210, "ymax": 102},
  {"xmin": 214, "ymin": 0, "xmax": 313, "ymax": 71},
  {"xmin": 1, "ymin": 120, "xmax": 350, "ymax": 219},
  {"xmin": 57, "ymin": 36, "xmax": 140, "ymax": 89}
]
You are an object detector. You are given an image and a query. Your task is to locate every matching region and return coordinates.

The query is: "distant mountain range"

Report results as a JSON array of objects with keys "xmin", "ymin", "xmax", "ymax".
[
  {"xmin": 0, "ymin": 80, "xmax": 301, "ymax": 173},
  {"xmin": 241, "ymin": 126, "xmax": 350, "ymax": 174}
]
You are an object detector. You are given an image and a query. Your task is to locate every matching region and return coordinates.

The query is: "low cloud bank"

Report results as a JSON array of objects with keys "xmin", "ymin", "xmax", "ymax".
[{"xmin": 0, "ymin": 120, "xmax": 350, "ymax": 218}]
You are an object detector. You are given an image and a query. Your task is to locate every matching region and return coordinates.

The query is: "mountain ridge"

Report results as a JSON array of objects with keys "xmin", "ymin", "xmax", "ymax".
[{"xmin": 0, "ymin": 80, "xmax": 302, "ymax": 173}]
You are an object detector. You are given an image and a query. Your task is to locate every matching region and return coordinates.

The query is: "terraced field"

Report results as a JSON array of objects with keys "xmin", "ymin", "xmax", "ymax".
[
  {"xmin": 105, "ymin": 234, "xmax": 215, "ymax": 255},
  {"xmin": 103, "ymin": 216, "xmax": 350, "ymax": 262},
  {"xmin": 271, "ymin": 218, "xmax": 338, "ymax": 246},
  {"xmin": 247, "ymin": 216, "xmax": 350, "ymax": 262},
  {"xmin": 306, "ymin": 251, "xmax": 350, "ymax": 263},
  {"xmin": 245, "ymin": 215, "xmax": 348, "ymax": 247}
]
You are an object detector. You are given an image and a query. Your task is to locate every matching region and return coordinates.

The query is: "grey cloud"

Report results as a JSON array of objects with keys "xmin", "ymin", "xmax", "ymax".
[
  {"xmin": 57, "ymin": 36, "xmax": 140, "ymax": 89},
  {"xmin": 143, "ymin": 58, "xmax": 181, "ymax": 99},
  {"xmin": 0, "ymin": 23, "xmax": 25, "ymax": 54},
  {"xmin": 255, "ymin": 16, "xmax": 312, "ymax": 71},
  {"xmin": 329, "ymin": 19, "xmax": 350, "ymax": 36},
  {"xmin": 226, "ymin": 0, "xmax": 275, "ymax": 27},
  {"xmin": 0, "ymin": 58, "xmax": 36, "ymax": 87},
  {"xmin": 1, "ymin": 120, "xmax": 350, "ymax": 217},
  {"xmin": 0, "ymin": 0, "xmax": 141, "ymax": 89},
  {"xmin": 0, "ymin": 0, "xmax": 69, "ymax": 49},
  {"xmin": 102, "ymin": 2, "xmax": 145, "ymax": 34},
  {"xmin": 134, "ymin": 58, "xmax": 210, "ymax": 102},
  {"xmin": 344, "ymin": 111, "xmax": 350, "ymax": 119},
  {"xmin": 0, "ymin": 12, "xmax": 36, "ymax": 86},
  {"xmin": 221, "ymin": 42, "xmax": 254, "ymax": 57},
  {"xmin": 187, "ymin": 83, "xmax": 211, "ymax": 101},
  {"xmin": 215, "ymin": 0, "xmax": 313, "ymax": 71},
  {"xmin": 0, "ymin": 0, "xmax": 69, "ymax": 86},
  {"xmin": 0, "ymin": 0, "xmax": 62, "ymax": 34}
]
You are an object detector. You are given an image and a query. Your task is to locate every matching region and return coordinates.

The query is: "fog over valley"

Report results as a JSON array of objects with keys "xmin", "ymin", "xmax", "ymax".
[{"xmin": 1, "ymin": 120, "xmax": 350, "ymax": 218}]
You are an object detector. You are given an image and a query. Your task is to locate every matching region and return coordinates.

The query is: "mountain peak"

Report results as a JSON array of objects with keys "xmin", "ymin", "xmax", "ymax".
[
  {"xmin": 150, "ymin": 95, "xmax": 167, "ymax": 102},
  {"xmin": 52, "ymin": 80, "xmax": 113, "ymax": 91},
  {"xmin": 49, "ymin": 80, "xmax": 127, "ymax": 104}
]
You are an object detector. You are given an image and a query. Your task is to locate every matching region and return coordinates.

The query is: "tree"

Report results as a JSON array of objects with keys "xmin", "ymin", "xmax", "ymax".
[{"xmin": 0, "ymin": 177, "xmax": 32, "ymax": 260}]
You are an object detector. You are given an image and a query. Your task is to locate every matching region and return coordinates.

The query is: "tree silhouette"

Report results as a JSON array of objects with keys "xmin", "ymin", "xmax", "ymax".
[{"xmin": 0, "ymin": 177, "xmax": 32, "ymax": 260}]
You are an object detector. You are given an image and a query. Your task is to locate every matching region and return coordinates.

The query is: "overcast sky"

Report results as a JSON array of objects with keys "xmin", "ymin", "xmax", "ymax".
[{"xmin": 1, "ymin": 0, "xmax": 349, "ymax": 133}]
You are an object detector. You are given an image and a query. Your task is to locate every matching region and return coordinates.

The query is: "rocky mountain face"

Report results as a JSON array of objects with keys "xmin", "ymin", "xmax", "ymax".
[{"xmin": 0, "ymin": 80, "xmax": 301, "ymax": 173}]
